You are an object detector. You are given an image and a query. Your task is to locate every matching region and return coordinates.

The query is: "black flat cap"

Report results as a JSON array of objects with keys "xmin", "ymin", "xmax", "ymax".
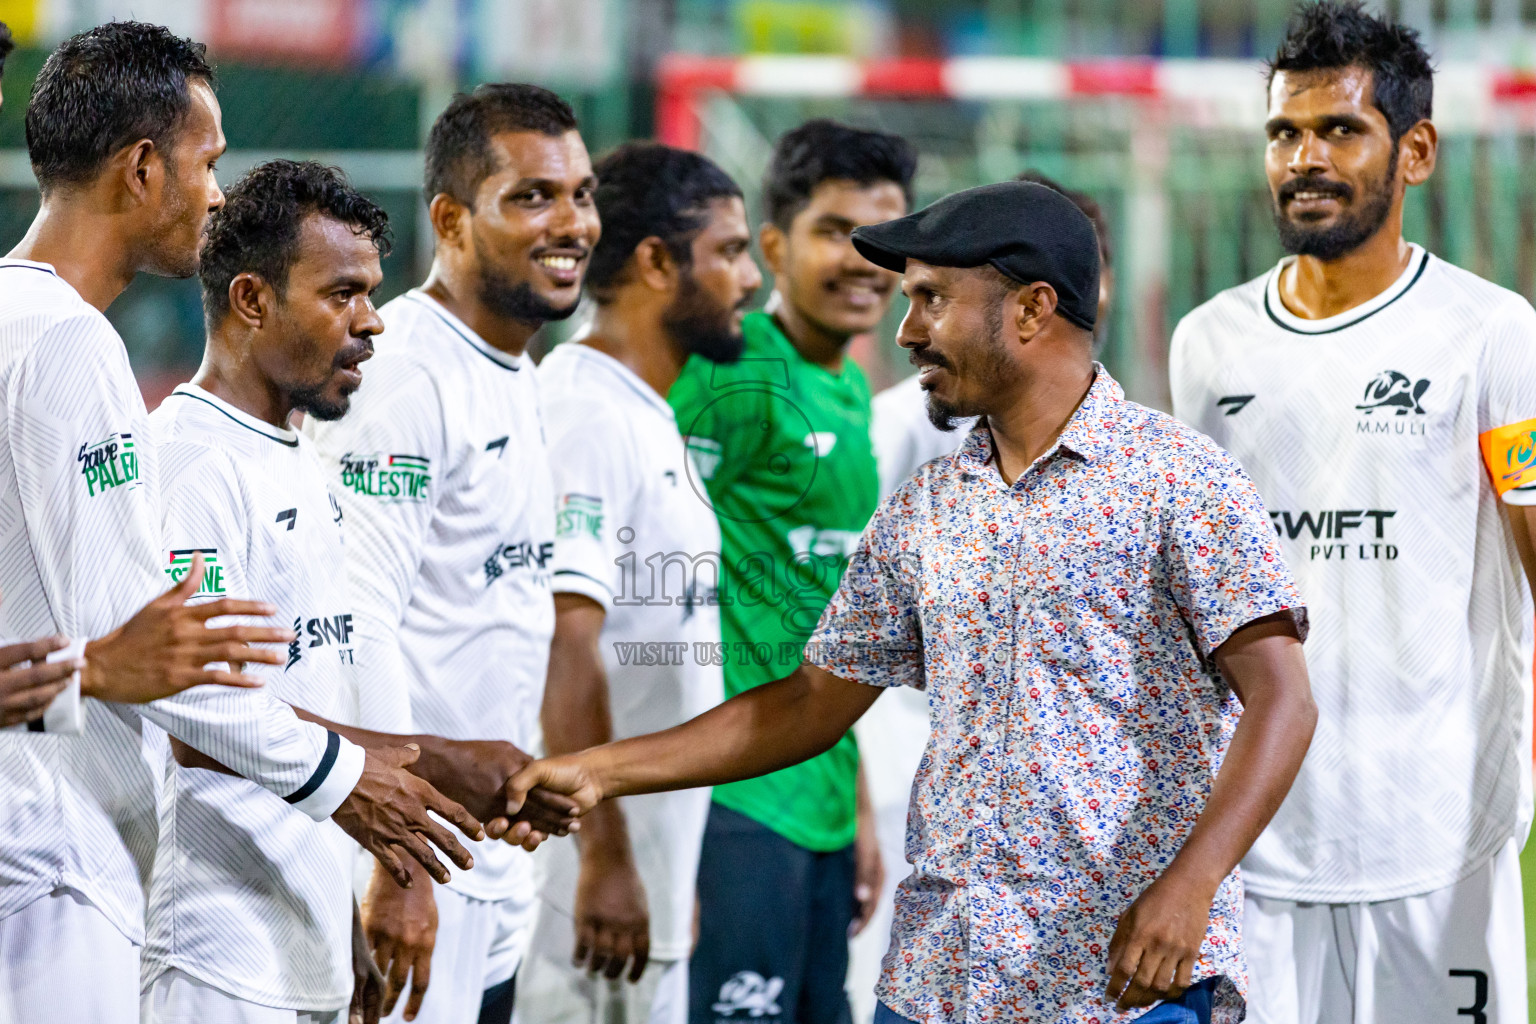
[{"xmin": 851, "ymin": 180, "xmax": 1101, "ymax": 331}]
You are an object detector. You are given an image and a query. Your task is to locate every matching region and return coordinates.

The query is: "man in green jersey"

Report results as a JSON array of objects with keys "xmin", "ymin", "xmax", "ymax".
[{"xmin": 668, "ymin": 119, "xmax": 916, "ymax": 1024}]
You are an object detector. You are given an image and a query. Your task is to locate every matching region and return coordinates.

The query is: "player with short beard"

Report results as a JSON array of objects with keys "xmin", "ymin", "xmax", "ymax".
[
  {"xmin": 522, "ymin": 142, "xmax": 760, "ymax": 1024},
  {"xmin": 0, "ymin": 25, "xmax": 489, "ymax": 1022},
  {"xmin": 144, "ymin": 158, "xmax": 574, "ymax": 1024},
  {"xmin": 303, "ymin": 83, "xmax": 600, "ymax": 1024},
  {"xmin": 666, "ymin": 119, "xmax": 915, "ymax": 1024},
  {"xmin": 1171, "ymin": 3, "xmax": 1536, "ymax": 1021}
]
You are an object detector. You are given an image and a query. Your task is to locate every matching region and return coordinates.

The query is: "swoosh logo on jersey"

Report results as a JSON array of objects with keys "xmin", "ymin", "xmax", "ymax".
[
  {"xmin": 1216, "ymin": 395, "xmax": 1254, "ymax": 416},
  {"xmin": 485, "ymin": 436, "xmax": 508, "ymax": 457},
  {"xmin": 276, "ymin": 508, "xmax": 297, "ymax": 531}
]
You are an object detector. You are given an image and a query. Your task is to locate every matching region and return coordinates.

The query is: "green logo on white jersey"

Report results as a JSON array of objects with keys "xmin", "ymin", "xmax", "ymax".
[
  {"xmin": 165, "ymin": 548, "xmax": 226, "ymax": 595},
  {"xmin": 77, "ymin": 432, "xmax": 140, "ymax": 497},
  {"xmin": 339, "ymin": 452, "xmax": 432, "ymax": 503}
]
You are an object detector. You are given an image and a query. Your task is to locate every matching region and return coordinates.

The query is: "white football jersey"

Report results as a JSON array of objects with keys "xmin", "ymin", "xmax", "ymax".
[
  {"xmin": 870, "ymin": 372, "xmax": 977, "ymax": 499},
  {"xmin": 1171, "ymin": 244, "xmax": 1536, "ymax": 902},
  {"xmin": 535, "ymin": 342, "xmax": 724, "ymax": 960},
  {"xmin": 0, "ymin": 261, "xmax": 359, "ymax": 944},
  {"xmin": 142, "ymin": 385, "xmax": 362, "ymax": 1010},
  {"xmin": 303, "ymin": 289, "xmax": 554, "ymax": 904}
]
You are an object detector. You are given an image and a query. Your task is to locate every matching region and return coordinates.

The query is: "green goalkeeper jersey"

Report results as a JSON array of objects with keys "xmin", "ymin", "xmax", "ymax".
[{"xmin": 669, "ymin": 310, "xmax": 880, "ymax": 852}]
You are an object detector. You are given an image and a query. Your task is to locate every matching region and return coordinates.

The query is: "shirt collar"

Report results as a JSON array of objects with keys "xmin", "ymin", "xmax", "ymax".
[{"xmin": 955, "ymin": 363, "xmax": 1125, "ymax": 473}]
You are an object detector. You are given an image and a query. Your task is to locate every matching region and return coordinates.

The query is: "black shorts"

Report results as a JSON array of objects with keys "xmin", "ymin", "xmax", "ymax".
[{"xmin": 690, "ymin": 804, "xmax": 855, "ymax": 1024}]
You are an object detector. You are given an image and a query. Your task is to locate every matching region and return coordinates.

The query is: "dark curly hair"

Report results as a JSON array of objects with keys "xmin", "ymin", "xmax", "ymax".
[
  {"xmin": 199, "ymin": 160, "xmax": 393, "ymax": 324},
  {"xmin": 585, "ymin": 142, "xmax": 742, "ymax": 301},
  {"xmin": 1269, "ymin": 0, "xmax": 1433, "ymax": 142},
  {"xmin": 425, "ymin": 83, "xmax": 578, "ymax": 207},
  {"xmin": 26, "ymin": 21, "xmax": 213, "ymax": 193},
  {"xmin": 763, "ymin": 119, "xmax": 916, "ymax": 230}
]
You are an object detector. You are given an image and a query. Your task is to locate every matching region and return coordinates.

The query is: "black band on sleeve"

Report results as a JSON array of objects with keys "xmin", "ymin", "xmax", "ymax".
[{"xmin": 284, "ymin": 729, "xmax": 341, "ymax": 805}]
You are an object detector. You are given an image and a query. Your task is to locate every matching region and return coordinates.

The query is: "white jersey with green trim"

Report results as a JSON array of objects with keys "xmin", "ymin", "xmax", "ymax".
[
  {"xmin": 0, "ymin": 261, "xmax": 355, "ymax": 945},
  {"xmin": 535, "ymin": 342, "xmax": 724, "ymax": 961},
  {"xmin": 303, "ymin": 289, "xmax": 554, "ymax": 905},
  {"xmin": 142, "ymin": 384, "xmax": 363, "ymax": 1010},
  {"xmin": 1171, "ymin": 244, "xmax": 1536, "ymax": 902}
]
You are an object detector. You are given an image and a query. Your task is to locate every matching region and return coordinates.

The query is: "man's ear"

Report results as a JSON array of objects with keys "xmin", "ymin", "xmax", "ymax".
[
  {"xmin": 428, "ymin": 193, "xmax": 470, "ymax": 251},
  {"xmin": 633, "ymin": 236, "xmax": 679, "ymax": 293},
  {"xmin": 120, "ymin": 138, "xmax": 160, "ymax": 206},
  {"xmin": 759, "ymin": 222, "xmax": 786, "ymax": 278},
  {"xmin": 227, "ymin": 273, "xmax": 270, "ymax": 329},
  {"xmin": 1015, "ymin": 281, "xmax": 1060, "ymax": 343},
  {"xmin": 1400, "ymin": 119, "xmax": 1437, "ymax": 188}
]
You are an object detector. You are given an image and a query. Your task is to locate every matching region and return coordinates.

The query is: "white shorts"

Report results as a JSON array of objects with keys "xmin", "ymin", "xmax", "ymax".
[
  {"xmin": 141, "ymin": 968, "xmax": 341, "ymax": 1024},
  {"xmin": 1244, "ymin": 836, "xmax": 1528, "ymax": 1024},
  {"xmin": 514, "ymin": 902, "xmax": 688, "ymax": 1024},
  {"xmin": 383, "ymin": 886, "xmax": 533, "ymax": 1024},
  {"xmin": 0, "ymin": 886, "xmax": 139, "ymax": 1024}
]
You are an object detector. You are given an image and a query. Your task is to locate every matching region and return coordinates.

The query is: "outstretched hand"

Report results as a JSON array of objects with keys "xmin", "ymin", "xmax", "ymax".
[
  {"xmin": 334, "ymin": 744, "xmax": 486, "ymax": 887},
  {"xmin": 82, "ymin": 551, "xmax": 294, "ymax": 703},
  {"xmin": 503, "ymin": 754, "xmax": 604, "ymax": 851},
  {"xmin": 401, "ymin": 737, "xmax": 581, "ymax": 842}
]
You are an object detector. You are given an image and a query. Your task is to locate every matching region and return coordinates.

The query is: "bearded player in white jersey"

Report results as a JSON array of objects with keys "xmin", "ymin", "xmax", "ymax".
[
  {"xmin": 0, "ymin": 26, "xmax": 494, "ymax": 1022},
  {"xmin": 521, "ymin": 142, "xmax": 759, "ymax": 1024},
  {"xmin": 1171, "ymin": 4, "xmax": 1536, "ymax": 1022},
  {"xmin": 304, "ymin": 84, "xmax": 599, "ymax": 1024},
  {"xmin": 142, "ymin": 160, "xmax": 574, "ymax": 1024}
]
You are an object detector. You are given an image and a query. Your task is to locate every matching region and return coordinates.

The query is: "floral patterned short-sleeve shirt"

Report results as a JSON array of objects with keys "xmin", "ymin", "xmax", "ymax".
[{"xmin": 807, "ymin": 370, "xmax": 1306, "ymax": 1024}]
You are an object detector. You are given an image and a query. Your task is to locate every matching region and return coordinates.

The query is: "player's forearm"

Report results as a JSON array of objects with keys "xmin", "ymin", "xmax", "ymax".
[
  {"xmin": 1164, "ymin": 625, "xmax": 1316, "ymax": 896},
  {"xmin": 542, "ymin": 625, "xmax": 633, "ymax": 856},
  {"xmin": 583, "ymin": 664, "xmax": 877, "ymax": 800}
]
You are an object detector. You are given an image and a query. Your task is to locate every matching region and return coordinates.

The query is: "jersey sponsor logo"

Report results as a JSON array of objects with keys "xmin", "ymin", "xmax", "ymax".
[
  {"xmin": 338, "ymin": 452, "xmax": 431, "ymax": 503},
  {"xmin": 803, "ymin": 431, "xmax": 837, "ymax": 456},
  {"xmin": 1269, "ymin": 508, "xmax": 1398, "ymax": 561},
  {"xmin": 786, "ymin": 524, "xmax": 861, "ymax": 561},
  {"xmin": 165, "ymin": 548, "xmax": 226, "ymax": 595},
  {"xmin": 1356, "ymin": 369, "xmax": 1430, "ymax": 416},
  {"xmin": 485, "ymin": 436, "xmax": 508, "ymax": 457},
  {"xmin": 483, "ymin": 539, "xmax": 554, "ymax": 585},
  {"xmin": 78, "ymin": 431, "xmax": 140, "ymax": 496},
  {"xmin": 287, "ymin": 612, "xmax": 356, "ymax": 669},
  {"xmin": 684, "ymin": 436, "xmax": 723, "ymax": 481},
  {"xmin": 275, "ymin": 508, "xmax": 297, "ymax": 531},
  {"xmin": 1479, "ymin": 416, "xmax": 1536, "ymax": 496},
  {"xmin": 711, "ymin": 971, "xmax": 784, "ymax": 1018},
  {"xmin": 1216, "ymin": 394, "xmax": 1254, "ymax": 416},
  {"xmin": 555, "ymin": 494, "xmax": 603, "ymax": 539}
]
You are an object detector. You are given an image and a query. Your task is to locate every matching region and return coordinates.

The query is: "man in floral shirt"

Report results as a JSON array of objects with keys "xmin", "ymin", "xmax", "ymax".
[{"xmin": 509, "ymin": 181, "xmax": 1318, "ymax": 1024}]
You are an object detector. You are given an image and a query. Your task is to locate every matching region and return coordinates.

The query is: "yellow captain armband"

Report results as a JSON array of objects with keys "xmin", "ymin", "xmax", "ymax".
[{"xmin": 1480, "ymin": 417, "xmax": 1536, "ymax": 497}]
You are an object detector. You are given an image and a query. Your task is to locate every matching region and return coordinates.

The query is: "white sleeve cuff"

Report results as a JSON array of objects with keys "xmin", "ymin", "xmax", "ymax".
[
  {"xmin": 1502, "ymin": 485, "xmax": 1536, "ymax": 506},
  {"xmin": 285, "ymin": 731, "xmax": 366, "ymax": 821},
  {"xmin": 38, "ymin": 638, "xmax": 86, "ymax": 735},
  {"xmin": 551, "ymin": 568, "xmax": 615, "ymax": 611}
]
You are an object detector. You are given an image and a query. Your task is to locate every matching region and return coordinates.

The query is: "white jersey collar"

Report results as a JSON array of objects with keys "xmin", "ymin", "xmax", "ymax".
[
  {"xmin": 1263, "ymin": 243, "xmax": 1430, "ymax": 335},
  {"xmin": 556, "ymin": 341, "xmax": 675, "ymax": 420},
  {"xmin": 401, "ymin": 290, "xmax": 527, "ymax": 372},
  {"xmin": 168, "ymin": 382, "xmax": 301, "ymax": 447}
]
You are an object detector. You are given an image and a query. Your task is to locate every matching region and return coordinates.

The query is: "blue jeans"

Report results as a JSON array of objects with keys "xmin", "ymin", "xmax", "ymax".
[{"xmin": 873, "ymin": 978, "xmax": 1217, "ymax": 1024}]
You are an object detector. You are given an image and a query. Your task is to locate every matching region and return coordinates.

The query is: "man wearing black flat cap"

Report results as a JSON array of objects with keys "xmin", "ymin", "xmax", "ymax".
[{"xmin": 507, "ymin": 181, "xmax": 1320, "ymax": 1024}]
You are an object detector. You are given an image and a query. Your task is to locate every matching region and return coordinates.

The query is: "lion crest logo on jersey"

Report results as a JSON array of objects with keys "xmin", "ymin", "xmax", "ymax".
[
  {"xmin": 1355, "ymin": 370, "xmax": 1430, "ymax": 415},
  {"xmin": 712, "ymin": 971, "xmax": 784, "ymax": 1017}
]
